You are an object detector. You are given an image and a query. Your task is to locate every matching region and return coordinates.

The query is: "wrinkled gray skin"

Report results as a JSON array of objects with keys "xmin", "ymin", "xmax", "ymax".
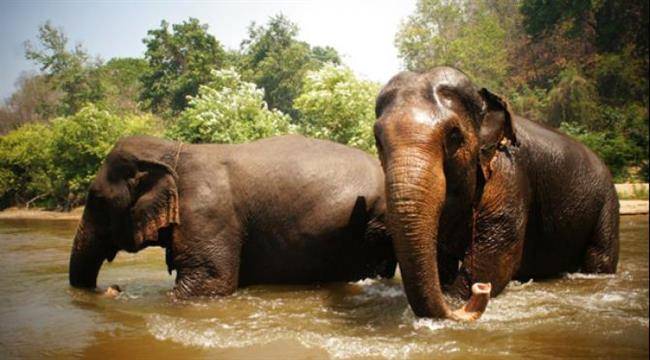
[
  {"xmin": 69, "ymin": 135, "xmax": 397, "ymax": 298},
  {"xmin": 374, "ymin": 67, "xmax": 619, "ymax": 319}
]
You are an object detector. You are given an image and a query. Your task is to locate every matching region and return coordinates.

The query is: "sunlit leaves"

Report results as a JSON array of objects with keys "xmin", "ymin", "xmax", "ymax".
[
  {"xmin": 294, "ymin": 64, "xmax": 380, "ymax": 152},
  {"xmin": 167, "ymin": 68, "xmax": 292, "ymax": 144}
]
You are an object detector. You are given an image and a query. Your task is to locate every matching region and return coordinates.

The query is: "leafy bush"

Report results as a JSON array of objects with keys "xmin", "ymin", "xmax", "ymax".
[
  {"xmin": 0, "ymin": 105, "xmax": 161, "ymax": 209},
  {"xmin": 49, "ymin": 104, "xmax": 160, "ymax": 206},
  {"xmin": 167, "ymin": 68, "xmax": 292, "ymax": 144},
  {"xmin": 294, "ymin": 64, "xmax": 380, "ymax": 152},
  {"xmin": 559, "ymin": 122, "xmax": 636, "ymax": 182},
  {"xmin": 0, "ymin": 123, "xmax": 54, "ymax": 207},
  {"xmin": 508, "ymin": 85, "xmax": 549, "ymax": 123},
  {"xmin": 547, "ymin": 66, "xmax": 602, "ymax": 129}
]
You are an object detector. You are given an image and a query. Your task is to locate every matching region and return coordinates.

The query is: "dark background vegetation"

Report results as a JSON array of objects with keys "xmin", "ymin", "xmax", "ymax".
[{"xmin": 0, "ymin": 0, "xmax": 647, "ymax": 210}]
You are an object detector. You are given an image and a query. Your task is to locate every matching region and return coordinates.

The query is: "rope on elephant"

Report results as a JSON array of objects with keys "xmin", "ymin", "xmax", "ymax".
[{"xmin": 173, "ymin": 141, "xmax": 184, "ymax": 171}]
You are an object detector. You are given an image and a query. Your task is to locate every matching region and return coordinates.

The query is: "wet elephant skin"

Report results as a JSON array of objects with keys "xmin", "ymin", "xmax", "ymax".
[
  {"xmin": 69, "ymin": 135, "xmax": 396, "ymax": 298},
  {"xmin": 373, "ymin": 66, "xmax": 619, "ymax": 319}
]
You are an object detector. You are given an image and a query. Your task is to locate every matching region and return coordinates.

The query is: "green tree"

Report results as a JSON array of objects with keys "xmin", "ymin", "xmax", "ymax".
[
  {"xmin": 24, "ymin": 21, "xmax": 104, "ymax": 115},
  {"xmin": 0, "ymin": 123, "xmax": 54, "ymax": 208},
  {"xmin": 167, "ymin": 68, "xmax": 292, "ymax": 144},
  {"xmin": 520, "ymin": 0, "xmax": 648, "ymax": 181},
  {"xmin": 99, "ymin": 57, "xmax": 150, "ymax": 114},
  {"xmin": 560, "ymin": 122, "xmax": 636, "ymax": 182},
  {"xmin": 395, "ymin": 0, "xmax": 509, "ymax": 92},
  {"xmin": 49, "ymin": 105, "xmax": 160, "ymax": 207},
  {"xmin": 294, "ymin": 64, "xmax": 380, "ymax": 152},
  {"xmin": 140, "ymin": 18, "xmax": 226, "ymax": 116},
  {"xmin": 239, "ymin": 14, "xmax": 341, "ymax": 118},
  {"xmin": 0, "ymin": 73, "xmax": 62, "ymax": 133},
  {"xmin": 546, "ymin": 66, "xmax": 601, "ymax": 129}
]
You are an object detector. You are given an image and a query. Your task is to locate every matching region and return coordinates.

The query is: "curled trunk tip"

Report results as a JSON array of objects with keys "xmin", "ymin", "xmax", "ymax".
[{"xmin": 450, "ymin": 282, "xmax": 491, "ymax": 321}]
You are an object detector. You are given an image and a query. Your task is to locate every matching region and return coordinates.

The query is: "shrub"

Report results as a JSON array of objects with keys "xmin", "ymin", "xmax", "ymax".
[
  {"xmin": 294, "ymin": 64, "xmax": 380, "ymax": 152},
  {"xmin": 0, "ymin": 123, "xmax": 54, "ymax": 208},
  {"xmin": 547, "ymin": 66, "xmax": 602, "ymax": 129},
  {"xmin": 508, "ymin": 85, "xmax": 549, "ymax": 124},
  {"xmin": 167, "ymin": 68, "xmax": 292, "ymax": 144},
  {"xmin": 559, "ymin": 122, "xmax": 635, "ymax": 182},
  {"xmin": 49, "ymin": 104, "xmax": 161, "ymax": 206}
]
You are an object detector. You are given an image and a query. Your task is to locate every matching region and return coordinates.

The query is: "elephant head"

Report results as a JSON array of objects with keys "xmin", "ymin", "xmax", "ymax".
[
  {"xmin": 69, "ymin": 138, "xmax": 181, "ymax": 289},
  {"xmin": 374, "ymin": 67, "xmax": 515, "ymax": 320}
]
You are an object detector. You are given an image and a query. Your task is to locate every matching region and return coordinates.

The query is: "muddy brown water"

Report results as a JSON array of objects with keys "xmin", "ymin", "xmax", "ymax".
[{"xmin": 0, "ymin": 216, "xmax": 647, "ymax": 359}]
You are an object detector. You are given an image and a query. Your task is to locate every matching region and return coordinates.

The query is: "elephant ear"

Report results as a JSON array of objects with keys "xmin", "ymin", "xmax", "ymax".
[
  {"xmin": 129, "ymin": 159, "xmax": 180, "ymax": 248},
  {"xmin": 477, "ymin": 88, "xmax": 518, "ymax": 180}
]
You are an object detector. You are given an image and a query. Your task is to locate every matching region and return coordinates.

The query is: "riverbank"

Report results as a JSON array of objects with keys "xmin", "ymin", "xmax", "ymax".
[
  {"xmin": 0, "ymin": 207, "xmax": 84, "ymax": 220},
  {"xmin": 0, "ymin": 199, "xmax": 647, "ymax": 220}
]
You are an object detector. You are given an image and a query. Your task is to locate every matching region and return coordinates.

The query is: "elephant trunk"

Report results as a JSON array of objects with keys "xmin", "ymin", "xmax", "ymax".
[
  {"xmin": 385, "ymin": 149, "xmax": 490, "ymax": 320},
  {"xmin": 69, "ymin": 209, "xmax": 105, "ymax": 289}
]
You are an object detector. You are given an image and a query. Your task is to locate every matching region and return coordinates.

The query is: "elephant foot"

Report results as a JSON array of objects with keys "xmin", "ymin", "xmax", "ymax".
[{"xmin": 449, "ymin": 283, "xmax": 491, "ymax": 321}]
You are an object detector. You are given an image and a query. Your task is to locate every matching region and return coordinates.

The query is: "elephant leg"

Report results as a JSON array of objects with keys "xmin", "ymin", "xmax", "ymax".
[
  {"xmin": 582, "ymin": 197, "xmax": 619, "ymax": 273},
  {"xmin": 171, "ymin": 226, "xmax": 243, "ymax": 299}
]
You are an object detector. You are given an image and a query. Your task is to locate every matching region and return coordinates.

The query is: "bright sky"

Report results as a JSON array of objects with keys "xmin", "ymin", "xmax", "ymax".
[{"xmin": 0, "ymin": 0, "xmax": 416, "ymax": 100}]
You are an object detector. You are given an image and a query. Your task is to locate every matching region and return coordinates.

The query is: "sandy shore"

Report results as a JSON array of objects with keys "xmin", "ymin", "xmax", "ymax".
[
  {"xmin": 0, "ymin": 207, "xmax": 84, "ymax": 220},
  {"xmin": 0, "ymin": 200, "xmax": 647, "ymax": 221}
]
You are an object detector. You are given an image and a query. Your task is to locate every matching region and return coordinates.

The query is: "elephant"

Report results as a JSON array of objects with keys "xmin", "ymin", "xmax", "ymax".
[
  {"xmin": 373, "ymin": 67, "xmax": 619, "ymax": 320},
  {"xmin": 68, "ymin": 134, "xmax": 491, "ymax": 318}
]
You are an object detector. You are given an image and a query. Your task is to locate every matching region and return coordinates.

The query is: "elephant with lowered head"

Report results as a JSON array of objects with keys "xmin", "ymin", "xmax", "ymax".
[
  {"xmin": 374, "ymin": 67, "xmax": 619, "ymax": 320},
  {"xmin": 69, "ymin": 134, "xmax": 490, "ymax": 319}
]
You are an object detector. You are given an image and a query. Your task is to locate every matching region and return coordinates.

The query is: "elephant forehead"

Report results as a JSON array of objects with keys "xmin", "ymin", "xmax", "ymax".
[{"xmin": 410, "ymin": 107, "xmax": 446, "ymax": 128}]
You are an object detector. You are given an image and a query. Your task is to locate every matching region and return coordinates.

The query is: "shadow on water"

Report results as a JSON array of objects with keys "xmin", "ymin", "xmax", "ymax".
[{"xmin": 0, "ymin": 215, "xmax": 648, "ymax": 359}]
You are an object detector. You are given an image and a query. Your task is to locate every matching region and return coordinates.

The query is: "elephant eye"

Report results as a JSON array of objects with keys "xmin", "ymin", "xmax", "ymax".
[{"xmin": 446, "ymin": 127, "xmax": 464, "ymax": 154}]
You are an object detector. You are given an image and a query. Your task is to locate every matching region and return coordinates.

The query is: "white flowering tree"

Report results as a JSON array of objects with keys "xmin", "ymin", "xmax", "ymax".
[
  {"xmin": 294, "ymin": 64, "xmax": 380, "ymax": 152},
  {"xmin": 167, "ymin": 68, "xmax": 292, "ymax": 144}
]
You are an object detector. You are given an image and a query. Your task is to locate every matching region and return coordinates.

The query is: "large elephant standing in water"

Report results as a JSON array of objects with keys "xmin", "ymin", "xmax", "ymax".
[
  {"xmin": 69, "ymin": 135, "xmax": 393, "ymax": 296},
  {"xmin": 69, "ymin": 134, "xmax": 489, "ymax": 319},
  {"xmin": 373, "ymin": 67, "xmax": 619, "ymax": 320}
]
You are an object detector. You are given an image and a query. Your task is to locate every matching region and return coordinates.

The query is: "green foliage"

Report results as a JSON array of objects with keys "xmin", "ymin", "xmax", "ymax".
[
  {"xmin": 167, "ymin": 68, "xmax": 292, "ymax": 144},
  {"xmin": 520, "ymin": 0, "xmax": 593, "ymax": 39},
  {"xmin": 547, "ymin": 66, "xmax": 601, "ymax": 129},
  {"xmin": 24, "ymin": 21, "xmax": 105, "ymax": 116},
  {"xmin": 49, "ymin": 105, "xmax": 160, "ymax": 204},
  {"xmin": 3, "ymin": 7, "xmax": 648, "ymax": 211},
  {"xmin": 239, "ymin": 14, "xmax": 341, "ymax": 118},
  {"xmin": 559, "ymin": 122, "xmax": 635, "ymax": 182},
  {"xmin": 593, "ymin": 48, "xmax": 648, "ymax": 106},
  {"xmin": 311, "ymin": 46, "xmax": 342, "ymax": 64},
  {"xmin": 507, "ymin": 85, "xmax": 548, "ymax": 123},
  {"xmin": 140, "ymin": 18, "xmax": 226, "ymax": 116},
  {"xmin": 99, "ymin": 58, "xmax": 150, "ymax": 113},
  {"xmin": 294, "ymin": 64, "xmax": 380, "ymax": 152},
  {"xmin": 0, "ymin": 123, "xmax": 54, "ymax": 207},
  {"xmin": 395, "ymin": 0, "xmax": 509, "ymax": 92},
  {"xmin": 0, "ymin": 105, "xmax": 161, "ymax": 209}
]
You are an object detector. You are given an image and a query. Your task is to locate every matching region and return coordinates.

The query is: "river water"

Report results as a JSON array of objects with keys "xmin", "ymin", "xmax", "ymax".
[{"xmin": 0, "ymin": 215, "xmax": 647, "ymax": 359}]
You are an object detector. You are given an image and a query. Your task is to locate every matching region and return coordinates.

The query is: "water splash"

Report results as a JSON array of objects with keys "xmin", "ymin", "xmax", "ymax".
[{"xmin": 146, "ymin": 313, "xmax": 451, "ymax": 359}]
